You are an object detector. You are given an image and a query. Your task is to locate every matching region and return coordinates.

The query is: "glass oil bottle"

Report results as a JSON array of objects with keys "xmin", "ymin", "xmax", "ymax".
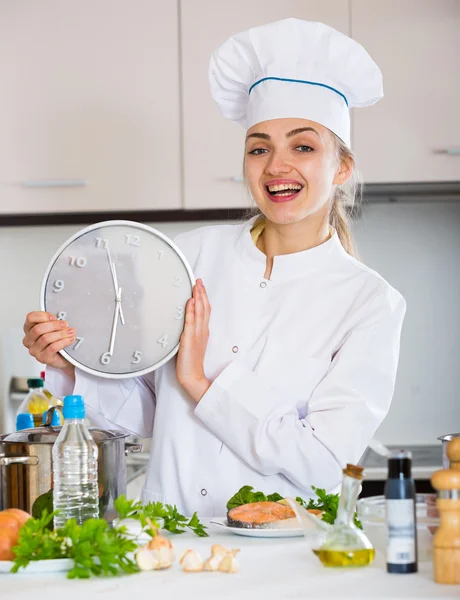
[{"xmin": 313, "ymin": 464, "xmax": 375, "ymax": 567}]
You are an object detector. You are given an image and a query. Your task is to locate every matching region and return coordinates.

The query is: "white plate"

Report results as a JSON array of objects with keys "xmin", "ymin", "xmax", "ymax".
[
  {"xmin": 210, "ymin": 519, "xmax": 304, "ymax": 538},
  {"xmin": 0, "ymin": 558, "xmax": 73, "ymax": 574}
]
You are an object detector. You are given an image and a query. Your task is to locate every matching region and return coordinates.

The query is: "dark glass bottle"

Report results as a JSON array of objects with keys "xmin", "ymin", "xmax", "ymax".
[{"xmin": 384, "ymin": 450, "xmax": 418, "ymax": 573}]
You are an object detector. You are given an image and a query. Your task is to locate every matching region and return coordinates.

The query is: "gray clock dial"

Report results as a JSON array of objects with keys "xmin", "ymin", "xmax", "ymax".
[{"xmin": 40, "ymin": 221, "xmax": 194, "ymax": 379}]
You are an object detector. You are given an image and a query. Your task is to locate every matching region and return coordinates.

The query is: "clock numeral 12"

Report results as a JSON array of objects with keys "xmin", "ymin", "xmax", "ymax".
[
  {"xmin": 158, "ymin": 251, "xmax": 164, "ymax": 260},
  {"xmin": 69, "ymin": 256, "xmax": 87, "ymax": 268},
  {"xmin": 132, "ymin": 350, "xmax": 142, "ymax": 364},
  {"xmin": 157, "ymin": 334, "xmax": 168, "ymax": 348},
  {"xmin": 125, "ymin": 235, "xmax": 140, "ymax": 246}
]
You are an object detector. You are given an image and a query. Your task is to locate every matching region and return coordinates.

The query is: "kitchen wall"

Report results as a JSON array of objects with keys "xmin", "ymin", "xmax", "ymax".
[{"xmin": 1, "ymin": 201, "xmax": 459, "ymax": 443}]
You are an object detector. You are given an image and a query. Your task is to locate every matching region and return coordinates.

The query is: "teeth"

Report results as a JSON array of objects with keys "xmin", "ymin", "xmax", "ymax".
[{"xmin": 267, "ymin": 183, "xmax": 302, "ymax": 193}]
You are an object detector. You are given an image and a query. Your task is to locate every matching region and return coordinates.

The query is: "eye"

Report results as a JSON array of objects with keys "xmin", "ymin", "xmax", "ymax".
[
  {"xmin": 295, "ymin": 145, "xmax": 314, "ymax": 153},
  {"xmin": 248, "ymin": 148, "xmax": 268, "ymax": 156}
]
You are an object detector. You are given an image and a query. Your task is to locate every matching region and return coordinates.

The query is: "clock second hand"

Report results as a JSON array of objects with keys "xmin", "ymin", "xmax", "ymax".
[{"xmin": 109, "ymin": 287, "xmax": 122, "ymax": 356}]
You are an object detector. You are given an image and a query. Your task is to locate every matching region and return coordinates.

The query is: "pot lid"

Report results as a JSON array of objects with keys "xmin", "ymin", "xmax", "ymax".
[{"xmin": 1, "ymin": 426, "xmax": 129, "ymax": 444}]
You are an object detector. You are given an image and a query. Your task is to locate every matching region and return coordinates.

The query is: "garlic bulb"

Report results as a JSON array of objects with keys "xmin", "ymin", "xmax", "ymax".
[
  {"xmin": 135, "ymin": 530, "xmax": 175, "ymax": 570},
  {"xmin": 180, "ymin": 549, "xmax": 204, "ymax": 572}
]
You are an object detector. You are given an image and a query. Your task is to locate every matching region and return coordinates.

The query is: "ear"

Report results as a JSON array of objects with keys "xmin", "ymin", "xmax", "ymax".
[{"xmin": 333, "ymin": 155, "xmax": 353, "ymax": 186}]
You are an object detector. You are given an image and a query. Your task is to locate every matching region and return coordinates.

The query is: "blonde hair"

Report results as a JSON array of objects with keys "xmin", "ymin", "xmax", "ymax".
[
  {"xmin": 329, "ymin": 134, "xmax": 362, "ymax": 257},
  {"xmin": 243, "ymin": 131, "xmax": 362, "ymax": 257}
]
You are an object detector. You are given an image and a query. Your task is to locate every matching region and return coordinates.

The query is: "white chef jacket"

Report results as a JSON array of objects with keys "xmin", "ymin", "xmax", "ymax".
[{"xmin": 46, "ymin": 216, "xmax": 406, "ymax": 516}]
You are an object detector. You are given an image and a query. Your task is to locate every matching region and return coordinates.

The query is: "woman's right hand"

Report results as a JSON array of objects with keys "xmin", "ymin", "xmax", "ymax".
[{"xmin": 23, "ymin": 311, "xmax": 76, "ymax": 374}]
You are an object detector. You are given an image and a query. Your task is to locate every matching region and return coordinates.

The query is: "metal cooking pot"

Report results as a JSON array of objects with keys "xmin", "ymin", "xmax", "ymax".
[
  {"xmin": 438, "ymin": 433, "xmax": 460, "ymax": 468},
  {"xmin": 0, "ymin": 416, "xmax": 141, "ymax": 522}
]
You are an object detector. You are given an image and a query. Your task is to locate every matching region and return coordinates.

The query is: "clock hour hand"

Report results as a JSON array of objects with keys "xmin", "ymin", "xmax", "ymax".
[
  {"xmin": 105, "ymin": 245, "xmax": 125, "ymax": 325},
  {"xmin": 109, "ymin": 287, "xmax": 122, "ymax": 356}
]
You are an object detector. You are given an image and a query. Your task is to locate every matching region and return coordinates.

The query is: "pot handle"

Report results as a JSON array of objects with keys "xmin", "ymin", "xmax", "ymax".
[
  {"xmin": 0, "ymin": 456, "xmax": 39, "ymax": 466},
  {"xmin": 125, "ymin": 443, "xmax": 142, "ymax": 456}
]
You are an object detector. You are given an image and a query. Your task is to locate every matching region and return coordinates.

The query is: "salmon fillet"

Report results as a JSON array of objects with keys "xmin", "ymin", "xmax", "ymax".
[{"xmin": 227, "ymin": 501, "xmax": 296, "ymax": 529}]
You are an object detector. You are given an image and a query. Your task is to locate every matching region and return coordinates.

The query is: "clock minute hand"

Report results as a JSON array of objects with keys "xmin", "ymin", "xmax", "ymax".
[{"xmin": 108, "ymin": 287, "xmax": 122, "ymax": 356}]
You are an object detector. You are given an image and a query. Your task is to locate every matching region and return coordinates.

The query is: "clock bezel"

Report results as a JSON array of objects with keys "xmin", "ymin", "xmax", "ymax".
[{"xmin": 40, "ymin": 220, "xmax": 195, "ymax": 380}]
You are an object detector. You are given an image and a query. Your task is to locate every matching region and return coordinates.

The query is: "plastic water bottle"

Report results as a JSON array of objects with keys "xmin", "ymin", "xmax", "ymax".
[{"xmin": 52, "ymin": 395, "xmax": 99, "ymax": 527}]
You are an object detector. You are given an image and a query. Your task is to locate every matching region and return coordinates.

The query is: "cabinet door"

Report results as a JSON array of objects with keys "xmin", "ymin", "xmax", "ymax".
[
  {"xmin": 352, "ymin": 0, "xmax": 460, "ymax": 183},
  {"xmin": 0, "ymin": 0, "xmax": 181, "ymax": 215},
  {"xmin": 181, "ymin": 0, "xmax": 349, "ymax": 210}
]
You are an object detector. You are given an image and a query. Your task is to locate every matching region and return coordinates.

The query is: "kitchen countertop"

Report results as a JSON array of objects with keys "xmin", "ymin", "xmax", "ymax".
[
  {"xmin": 362, "ymin": 445, "xmax": 443, "ymax": 481},
  {"xmin": 1, "ymin": 520, "xmax": 459, "ymax": 599}
]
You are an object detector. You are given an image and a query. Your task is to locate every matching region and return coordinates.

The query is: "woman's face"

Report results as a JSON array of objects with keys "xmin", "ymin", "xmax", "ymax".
[{"xmin": 244, "ymin": 118, "xmax": 351, "ymax": 225}]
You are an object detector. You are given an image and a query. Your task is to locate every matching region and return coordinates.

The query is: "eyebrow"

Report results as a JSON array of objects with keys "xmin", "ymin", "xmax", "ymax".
[{"xmin": 245, "ymin": 127, "xmax": 320, "ymax": 142}]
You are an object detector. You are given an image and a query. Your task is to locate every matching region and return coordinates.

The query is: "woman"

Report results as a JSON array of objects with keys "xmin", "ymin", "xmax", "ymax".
[{"xmin": 23, "ymin": 19, "xmax": 405, "ymax": 516}]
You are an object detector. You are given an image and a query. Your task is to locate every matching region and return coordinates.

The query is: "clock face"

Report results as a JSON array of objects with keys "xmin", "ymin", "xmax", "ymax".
[{"xmin": 40, "ymin": 221, "xmax": 194, "ymax": 379}]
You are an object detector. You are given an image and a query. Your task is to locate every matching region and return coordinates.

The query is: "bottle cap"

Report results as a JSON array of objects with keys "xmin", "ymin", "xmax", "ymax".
[
  {"xmin": 27, "ymin": 378, "xmax": 44, "ymax": 388},
  {"xmin": 388, "ymin": 449, "xmax": 412, "ymax": 478},
  {"xmin": 42, "ymin": 409, "xmax": 62, "ymax": 426},
  {"xmin": 16, "ymin": 413, "xmax": 35, "ymax": 431},
  {"xmin": 63, "ymin": 395, "xmax": 85, "ymax": 420}
]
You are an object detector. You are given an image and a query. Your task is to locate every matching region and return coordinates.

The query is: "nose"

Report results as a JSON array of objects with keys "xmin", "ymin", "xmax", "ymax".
[{"xmin": 265, "ymin": 149, "xmax": 292, "ymax": 176}]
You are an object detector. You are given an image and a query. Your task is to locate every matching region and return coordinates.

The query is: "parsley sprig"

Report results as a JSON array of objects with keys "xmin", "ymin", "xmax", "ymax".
[{"xmin": 114, "ymin": 495, "xmax": 208, "ymax": 538}]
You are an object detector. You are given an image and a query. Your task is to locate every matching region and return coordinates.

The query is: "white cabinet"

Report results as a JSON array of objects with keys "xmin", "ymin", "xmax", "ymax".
[
  {"xmin": 352, "ymin": 0, "xmax": 460, "ymax": 183},
  {"xmin": 0, "ymin": 0, "xmax": 181, "ymax": 215},
  {"xmin": 180, "ymin": 0, "xmax": 350, "ymax": 210}
]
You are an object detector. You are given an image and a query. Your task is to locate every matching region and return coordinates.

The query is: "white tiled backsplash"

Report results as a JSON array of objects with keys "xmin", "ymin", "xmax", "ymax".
[{"xmin": 1, "ymin": 203, "xmax": 460, "ymax": 443}]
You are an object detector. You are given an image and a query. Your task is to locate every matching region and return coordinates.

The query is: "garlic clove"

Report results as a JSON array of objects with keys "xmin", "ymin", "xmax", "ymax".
[
  {"xmin": 203, "ymin": 555, "xmax": 222, "ymax": 571},
  {"xmin": 210, "ymin": 544, "xmax": 228, "ymax": 557},
  {"xmin": 180, "ymin": 549, "xmax": 204, "ymax": 572},
  {"xmin": 136, "ymin": 547, "xmax": 160, "ymax": 571},
  {"xmin": 218, "ymin": 551, "xmax": 240, "ymax": 574}
]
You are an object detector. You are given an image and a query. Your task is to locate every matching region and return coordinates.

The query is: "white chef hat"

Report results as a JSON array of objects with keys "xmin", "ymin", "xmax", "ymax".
[{"xmin": 209, "ymin": 18, "xmax": 383, "ymax": 147}]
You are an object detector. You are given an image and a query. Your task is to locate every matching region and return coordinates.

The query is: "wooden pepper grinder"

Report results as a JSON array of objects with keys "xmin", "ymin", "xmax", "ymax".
[{"xmin": 430, "ymin": 437, "xmax": 460, "ymax": 584}]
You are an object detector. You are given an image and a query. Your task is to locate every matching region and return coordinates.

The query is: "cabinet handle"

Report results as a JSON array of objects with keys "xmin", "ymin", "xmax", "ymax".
[
  {"xmin": 21, "ymin": 179, "xmax": 88, "ymax": 188},
  {"xmin": 0, "ymin": 456, "xmax": 39, "ymax": 466},
  {"xmin": 432, "ymin": 148, "xmax": 460, "ymax": 156}
]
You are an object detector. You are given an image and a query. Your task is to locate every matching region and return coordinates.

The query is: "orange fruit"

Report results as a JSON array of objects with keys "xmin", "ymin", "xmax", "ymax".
[
  {"xmin": 0, "ymin": 513, "xmax": 21, "ymax": 535},
  {"xmin": 2, "ymin": 508, "xmax": 31, "ymax": 528},
  {"xmin": 0, "ymin": 529, "xmax": 18, "ymax": 561}
]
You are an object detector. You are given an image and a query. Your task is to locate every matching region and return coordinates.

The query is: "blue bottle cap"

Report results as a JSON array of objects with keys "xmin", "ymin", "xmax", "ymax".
[
  {"xmin": 63, "ymin": 395, "xmax": 86, "ymax": 420},
  {"xmin": 42, "ymin": 409, "xmax": 62, "ymax": 426},
  {"xmin": 16, "ymin": 413, "xmax": 35, "ymax": 431}
]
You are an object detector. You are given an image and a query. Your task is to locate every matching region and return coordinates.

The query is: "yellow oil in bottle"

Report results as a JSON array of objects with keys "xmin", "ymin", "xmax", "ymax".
[{"xmin": 313, "ymin": 548, "xmax": 375, "ymax": 567}]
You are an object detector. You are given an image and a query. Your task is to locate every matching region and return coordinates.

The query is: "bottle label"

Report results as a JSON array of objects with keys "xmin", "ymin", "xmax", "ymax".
[{"xmin": 386, "ymin": 499, "xmax": 416, "ymax": 564}]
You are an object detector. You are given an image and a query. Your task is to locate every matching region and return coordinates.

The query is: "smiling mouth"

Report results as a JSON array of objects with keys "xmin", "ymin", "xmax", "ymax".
[{"xmin": 265, "ymin": 182, "xmax": 304, "ymax": 202}]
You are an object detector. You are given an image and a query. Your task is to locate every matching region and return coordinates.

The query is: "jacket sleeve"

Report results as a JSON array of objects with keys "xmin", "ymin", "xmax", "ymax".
[
  {"xmin": 45, "ymin": 366, "xmax": 156, "ymax": 438},
  {"xmin": 194, "ymin": 286, "xmax": 406, "ymax": 492}
]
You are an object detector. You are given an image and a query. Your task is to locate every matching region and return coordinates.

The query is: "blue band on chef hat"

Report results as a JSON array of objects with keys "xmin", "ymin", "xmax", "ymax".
[{"xmin": 248, "ymin": 77, "xmax": 349, "ymax": 107}]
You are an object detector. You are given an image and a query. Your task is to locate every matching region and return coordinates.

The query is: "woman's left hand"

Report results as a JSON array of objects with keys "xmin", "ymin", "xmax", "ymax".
[{"xmin": 176, "ymin": 278, "xmax": 212, "ymax": 403}]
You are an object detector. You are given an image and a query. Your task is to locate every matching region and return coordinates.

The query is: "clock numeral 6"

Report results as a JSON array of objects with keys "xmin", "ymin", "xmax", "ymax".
[
  {"xmin": 57, "ymin": 312, "xmax": 67, "ymax": 320},
  {"xmin": 95, "ymin": 238, "xmax": 108, "ymax": 248},
  {"xmin": 175, "ymin": 306, "xmax": 184, "ymax": 320},
  {"xmin": 100, "ymin": 352, "xmax": 112, "ymax": 365},
  {"xmin": 53, "ymin": 280, "xmax": 64, "ymax": 292},
  {"xmin": 69, "ymin": 256, "xmax": 87, "ymax": 268},
  {"xmin": 125, "ymin": 234, "xmax": 140, "ymax": 246},
  {"xmin": 131, "ymin": 350, "xmax": 142, "ymax": 364},
  {"xmin": 157, "ymin": 334, "xmax": 168, "ymax": 348}
]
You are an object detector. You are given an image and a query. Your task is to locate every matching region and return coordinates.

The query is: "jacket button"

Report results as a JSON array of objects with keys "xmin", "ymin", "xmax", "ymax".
[
  {"xmin": 260, "ymin": 281, "xmax": 267, "ymax": 288},
  {"xmin": 201, "ymin": 489, "xmax": 207, "ymax": 496},
  {"xmin": 232, "ymin": 346, "xmax": 239, "ymax": 353}
]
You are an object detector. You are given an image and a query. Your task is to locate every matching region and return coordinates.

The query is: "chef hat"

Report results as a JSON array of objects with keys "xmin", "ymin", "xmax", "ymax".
[{"xmin": 209, "ymin": 18, "xmax": 383, "ymax": 147}]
